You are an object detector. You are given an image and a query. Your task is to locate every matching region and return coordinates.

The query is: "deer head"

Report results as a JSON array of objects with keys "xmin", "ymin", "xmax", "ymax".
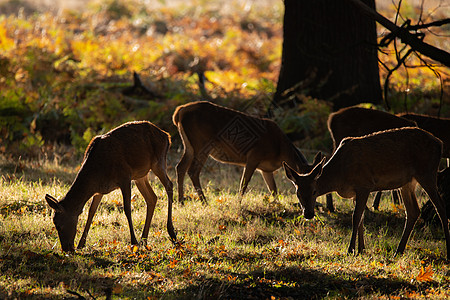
[
  {"xmin": 45, "ymin": 194, "xmax": 78, "ymax": 252},
  {"xmin": 283, "ymin": 158, "xmax": 326, "ymax": 219}
]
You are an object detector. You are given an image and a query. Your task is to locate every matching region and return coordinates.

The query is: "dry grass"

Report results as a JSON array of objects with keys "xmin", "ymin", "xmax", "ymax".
[{"xmin": 1, "ymin": 154, "xmax": 450, "ymax": 299}]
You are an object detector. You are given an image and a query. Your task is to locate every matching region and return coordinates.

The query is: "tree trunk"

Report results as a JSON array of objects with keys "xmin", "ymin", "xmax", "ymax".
[{"xmin": 273, "ymin": 0, "xmax": 382, "ymax": 110}]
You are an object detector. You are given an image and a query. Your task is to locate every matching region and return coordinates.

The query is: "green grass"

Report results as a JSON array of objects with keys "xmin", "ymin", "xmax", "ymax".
[{"xmin": 1, "ymin": 154, "xmax": 450, "ymax": 299}]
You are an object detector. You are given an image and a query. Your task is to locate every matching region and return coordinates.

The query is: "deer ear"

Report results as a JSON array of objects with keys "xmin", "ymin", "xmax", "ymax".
[
  {"xmin": 45, "ymin": 194, "xmax": 63, "ymax": 212},
  {"xmin": 283, "ymin": 162, "xmax": 300, "ymax": 183},
  {"xmin": 312, "ymin": 152, "xmax": 324, "ymax": 166},
  {"xmin": 310, "ymin": 157, "xmax": 325, "ymax": 180}
]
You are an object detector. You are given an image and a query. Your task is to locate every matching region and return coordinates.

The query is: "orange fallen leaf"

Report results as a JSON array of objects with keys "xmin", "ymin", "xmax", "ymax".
[
  {"xmin": 416, "ymin": 265, "xmax": 434, "ymax": 282},
  {"xmin": 169, "ymin": 259, "xmax": 179, "ymax": 268}
]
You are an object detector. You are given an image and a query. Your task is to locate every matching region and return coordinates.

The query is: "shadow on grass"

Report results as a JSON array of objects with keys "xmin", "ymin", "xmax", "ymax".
[
  {"xmin": 0, "ymin": 246, "xmax": 118, "ymax": 299},
  {"xmin": 0, "ymin": 239, "xmax": 431, "ymax": 299},
  {"xmin": 159, "ymin": 265, "xmax": 416, "ymax": 299}
]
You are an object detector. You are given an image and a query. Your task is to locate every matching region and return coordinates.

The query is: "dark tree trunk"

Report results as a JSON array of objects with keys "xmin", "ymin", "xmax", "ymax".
[{"xmin": 273, "ymin": 0, "xmax": 382, "ymax": 110}]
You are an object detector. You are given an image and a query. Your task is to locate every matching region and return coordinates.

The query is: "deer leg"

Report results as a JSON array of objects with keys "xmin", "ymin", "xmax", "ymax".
[
  {"xmin": 261, "ymin": 171, "xmax": 277, "ymax": 196},
  {"xmin": 188, "ymin": 155, "xmax": 208, "ymax": 203},
  {"xmin": 419, "ymin": 178, "xmax": 450, "ymax": 259},
  {"xmin": 152, "ymin": 163, "xmax": 177, "ymax": 242},
  {"xmin": 77, "ymin": 194, "xmax": 103, "ymax": 249},
  {"xmin": 357, "ymin": 214, "xmax": 365, "ymax": 254},
  {"xmin": 175, "ymin": 147, "xmax": 194, "ymax": 203},
  {"xmin": 121, "ymin": 181, "xmax": 139, "ymax": 245},
  {"xmin": 372, "ymin": 191, "xmax": 382, "ymax": 210},
  {"xmin": 396, "ymin": 183, "xmax": 420, "ymax": 256},
  {"xmin": 239, "ymin": 163, "xmax": 258, "ymax": 196},
  {"xmin": 348, "ymin": 191, "xmax": 369, "ymax": 255},
  {"xmin": 326, "ymin": 194, "xmax": 335, "ymax": 212},
  {"xmin": 135, "ymin": 177, "xmax": 157, "ymax": 245}
]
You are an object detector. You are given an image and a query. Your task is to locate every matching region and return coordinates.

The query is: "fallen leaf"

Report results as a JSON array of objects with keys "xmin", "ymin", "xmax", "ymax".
[{"xmin": 416, "ymin": 265, "xmax": 434, "ymax": 282}]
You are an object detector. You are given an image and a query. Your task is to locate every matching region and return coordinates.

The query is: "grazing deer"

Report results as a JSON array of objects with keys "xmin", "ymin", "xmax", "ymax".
[
  {"xmin": 326, "ymin": 106, "xmax": 417, "ymax": 211},
  {"xmin": 45, "ymin": 121, "xmax": 176, "ymax": 252},
  {"xmin": 172, "ymin": 101, "xmax": 319, "ymax": 203},
  {"xmin": 284, "ymin": 127, "xmax": 450, "ymax": 259}
]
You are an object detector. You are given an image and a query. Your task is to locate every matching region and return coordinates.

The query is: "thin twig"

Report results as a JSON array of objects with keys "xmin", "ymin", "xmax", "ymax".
[{"xmin": 383, "ymin": 49, "xmax": 414, "ymax": 109}]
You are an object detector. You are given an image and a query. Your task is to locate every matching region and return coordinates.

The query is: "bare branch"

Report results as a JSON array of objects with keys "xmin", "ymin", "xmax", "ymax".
[
  {"xmin": 347, "ymin": 0, "xmax": 450, "ymax": 67},
  {"xmin": 407, "ymin": 18, "xmax": 450, "ymax": 31}
]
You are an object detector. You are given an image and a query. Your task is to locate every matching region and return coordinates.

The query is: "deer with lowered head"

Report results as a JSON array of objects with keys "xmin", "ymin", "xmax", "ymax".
[
  {"xmin": 284, "ymin": 127, "xmax": 450, "ymax": 259},
  {"xmin": 172, "ymin": 101, "xmax": 320, "ymax": 203},
  {"xmin": 45, "ymin": 121, "xmax": 176, "ymax": 252},
  {"xmin": 325, "ymin": 106, "xmax": 417, "ymax": 212}
]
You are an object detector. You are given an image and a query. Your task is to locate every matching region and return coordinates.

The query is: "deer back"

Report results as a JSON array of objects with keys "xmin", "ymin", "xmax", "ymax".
[
  {"xmin": 398, "ymin": 113, "xmax": 450, "ymax": 158},
  {"xmin": 85, "ymin": 121, "xmax": 169, "ymax": 186},
  {"xmin": 328, "ymin": 106, "xmax": 416, "ymax": 151},
  {"xmin": 62, "ymin": 121, "xmax": 170, "ymax": 211},
  {"xmin": 173, "ymin": 101, "xmax": 266, "ymax": 152},
  {"xmin": 324, "ymin": 127, "xmax": 443, "ymax": 195},
  {"xmin": 173, "ymin": 101, "xmax": 307, "ymax": 171}
]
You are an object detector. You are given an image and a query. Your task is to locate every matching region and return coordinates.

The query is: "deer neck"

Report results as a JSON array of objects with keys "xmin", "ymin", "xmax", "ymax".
[
  {"xmin": 286, "ymin": 144, "xmax": 309, "ymax": 173},
  {"xmin": 60, "ymin": 173, "xmax": 96, "ymax": 216},
  {"xmin": 316, "ymin": 161, "xmax": 341, "ymax": 196}
]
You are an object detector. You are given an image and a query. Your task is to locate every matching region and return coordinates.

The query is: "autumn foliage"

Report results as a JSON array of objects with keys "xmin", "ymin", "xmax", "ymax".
[
  {"xmin": 1, "ymin": 0, "xmax": 447, "ymax": 159},
  {"xmin": 0, "ymin": 0, "xmax": 283, "ymax": 156}
]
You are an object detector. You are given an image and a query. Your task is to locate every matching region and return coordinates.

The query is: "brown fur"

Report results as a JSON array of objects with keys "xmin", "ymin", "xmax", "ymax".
[
  {"xmin": 328, "ymin": 106, "xmax": 416, "ymax": 151},
  {"xmin": 285, "ymin": 127, "xmax": 450, "ymax": 259},
  {"xmin": 172, "ymin": 101, "xmax": 318, "ymax": 203},
  {"xmin": 398, "ymin": 113, "xmax": 450, "ymax": 158},
  {"xmin": 46, "ymin": 121, "xmax": 176, "ymax": 252},
  {"xmin": 325, "ymin": 106, "xmax": 417, "ymax": 211}
]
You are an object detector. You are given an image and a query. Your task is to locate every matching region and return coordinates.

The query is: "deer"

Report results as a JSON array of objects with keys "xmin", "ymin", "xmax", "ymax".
[
  {"xmin": 284, "ymin": 127, "xmax": 450, "ymax": 259},
  {"xmin": 325, "ymin": 106, "xmax": 417, "ymax": 212},
  {"xmin": 45, "ymin": 121, "xmax": 176, "ymax": 252},
  {"xmin": 172, "ymin": 101, "xmax": 321, "ymax": 203}
]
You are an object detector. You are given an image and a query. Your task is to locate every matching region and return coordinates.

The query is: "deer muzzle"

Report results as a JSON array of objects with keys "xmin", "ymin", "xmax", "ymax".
[{"xmin": 303, "ymin": 208, "xmax": 315, "ymax": 220}]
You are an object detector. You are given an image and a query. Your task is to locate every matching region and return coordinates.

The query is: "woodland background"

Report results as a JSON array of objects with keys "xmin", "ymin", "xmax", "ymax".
[{"xmin": 0, "ymin": 0, "xmax": 448, "ymax": 158}]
